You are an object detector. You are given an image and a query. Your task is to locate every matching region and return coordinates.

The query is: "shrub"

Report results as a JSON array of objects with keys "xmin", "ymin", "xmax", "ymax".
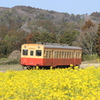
[{"xmin": 82, "ymin": 54, "xmax": 100, "ymax": 61}]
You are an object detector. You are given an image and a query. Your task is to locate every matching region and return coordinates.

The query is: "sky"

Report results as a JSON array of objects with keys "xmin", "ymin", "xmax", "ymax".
[{"xmin": 0, "ymin": 0, "xmax": 100, "ymax": 15}]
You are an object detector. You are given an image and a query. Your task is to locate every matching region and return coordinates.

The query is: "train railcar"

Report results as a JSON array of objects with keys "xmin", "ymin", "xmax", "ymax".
[{"xmin": 20, "ymin": 44, "xmax": 82, "ymax": 69}]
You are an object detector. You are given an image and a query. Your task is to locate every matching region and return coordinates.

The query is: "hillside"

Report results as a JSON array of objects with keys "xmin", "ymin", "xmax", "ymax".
[
  {"xmin": 0, "ymin": 6, "xmax": 100, "ymax": 34},
  {"xmin": 0, "ymin": 6, "xmax": 100, "ymax": 58}
]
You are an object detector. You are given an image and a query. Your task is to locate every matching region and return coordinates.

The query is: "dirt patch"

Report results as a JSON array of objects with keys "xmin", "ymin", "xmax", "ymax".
[{"xmin": 80, "ymin": 63, "xmax": 100, "ymax": 68}]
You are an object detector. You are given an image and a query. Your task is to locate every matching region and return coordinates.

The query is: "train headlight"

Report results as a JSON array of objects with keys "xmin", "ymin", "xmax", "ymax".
[{"xmin": 38, "ymin": 46, "xmax": 40, "ymax": 49}]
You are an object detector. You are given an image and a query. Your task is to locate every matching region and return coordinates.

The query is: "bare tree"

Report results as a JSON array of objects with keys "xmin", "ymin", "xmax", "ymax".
[{"xmin": 73, "ymin": 25, "xmax": 98, "ymax": 55}]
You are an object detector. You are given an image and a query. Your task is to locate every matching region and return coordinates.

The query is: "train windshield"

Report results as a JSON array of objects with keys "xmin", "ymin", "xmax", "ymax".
[
  {"xmin": 36, "ymin": 50, "xmax": 42, "ymax": 56},
  {"xmin": 30, "ymin": 51, "xmax": 34, "ymax": 56},
  {"xmin": 23, "ymin": 49, "xmax": 28, "ymax": 55}
]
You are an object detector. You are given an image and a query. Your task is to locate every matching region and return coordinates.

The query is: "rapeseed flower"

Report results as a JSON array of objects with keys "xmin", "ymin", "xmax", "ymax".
[{"xmin": 0, "ymin": 66, "xmax": 100, "ymax": 99}]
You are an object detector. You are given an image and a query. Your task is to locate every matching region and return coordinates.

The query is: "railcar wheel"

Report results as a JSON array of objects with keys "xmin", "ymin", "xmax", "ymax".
[
  {"xmin": 22, "ymin": 66, "xmax": 34, "ymax": 70},
  {"xmin": 22, "ymin": 66, "xmax": 27, "ymax": 70},
  {"xmin": 72, "ymin": 65, "xmax": 80, "ymax": 69},
  {"xmin": 26, "ymin": 66, "xmax": 34, "ymax": 70},
  {"xmin": 78, "ymin": 65, "xmax": 80, "ymax": 68}
]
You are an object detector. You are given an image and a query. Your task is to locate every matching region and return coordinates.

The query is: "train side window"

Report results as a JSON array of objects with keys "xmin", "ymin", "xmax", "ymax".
[
  {"xmin": 57, "ymin": 51, "xmax": 59, "ymax": 58},
  {"xmin": 59, "ymin": 51, "xmax": 61, "ymax": 58},
  {"xmin": 55, "ymin": 52, "xmax": 57, "ymax": 58},
  {"xmin": 60, "ymin": 51, "xmax": 62, "ymax": 58},
  {"xmin": 64, "ymin": 52, "xmax": 66, "ymax": 58},
  {"xmin": 68, "ymin": 52, "xmax": 70, "ymax": 58},
  {"xmin": 70, "ymin": 52, "xmax": 71, "ymax": 58},
  {"xmin": 44, "ymin": 50, "xmax": 46, "ymax": 58},
  {"xmin": 77, "ymin": 52, "xmax": 79, "ymax": 58},
  {"xmin": 62, "ymin": 52, "xmax": 64, "ymax": 58},
  {"xmin": 69, "ymin": 52, "xmax": 70, "ymax": 58},
  {"xmin": 75, "ymin": 52, "xmax": 76, "ymax": 58},
  {"xmin": 76, "ymin": 52, "xmax": 78, "ymax": 58},
  {"xmin": 72, "ymin": 52, "xmax": 74, "ymax": 58},
  {"xmin": 79, "ymin": 52, "xmax": 81, "ymax": 58},
  {"xmin": 23, "ymin": 49, "xmax": 28, "ymax": 55},
  {"xmin": 66, "ymin": 52, "xmax": 67, "ymax": 58},
  {"xmin": 78, "ymin": 52, "xmax": 81, "ymax": 58},
  {"xmin": 67, "ymin": 52, "xmax": 69, "ymax": 58},
  {"xmin": 76, "ymin": 52, "xmax": 77, "ymax": 58},
  {"xmin": 62, "ymin": 52, "xmax": 63, "ymax": 58},
  {"xmin": 49, "ymin": 51, "xmax": 51, "ymax": 58},
  {"xmin": 46, "ymin": 51, "xmax": 48, "ymax": 58},
  {"xmin": 58, "ymin": 51, "xmax": 60, "ymax": 58},
  {"xmin": 36, "ymin": 50, "xmax": 42, "ymax": 56},
  {"xmin": 56, "ymin": 51, "xmax": 57, "ymax": 58},
  {"xmin": 66, "ymin": 52, "xmax": 68, "ymax": 58},
  {"xmin": 50, "ymin": 51, "xmax": 52, "ymax": 58},
  {"xmin": 47, "ymin": 51, "xmax": 49, "ymax": 58},
  {"xmin": 48, "ymin": 51, "xmax": 50, "ymax": 58},
  {"xmin": 70, "ymin": 52, "xmax": 72, "ymax": 58},
  {"xmin": 46, "ymin": 51, "xmax": 50, "ymax": 58},
  {"xmin": 30, "ymin": 51, "xmax": 34, "ymax": 56}
]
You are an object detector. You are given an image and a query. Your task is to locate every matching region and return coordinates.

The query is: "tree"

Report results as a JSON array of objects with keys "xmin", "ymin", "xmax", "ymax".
[
  {"xmin": 0, "ymin": 25, "xmax": 8, "ymax": 40},
  {"xmin": 14, "ymin": 38, "xmax": 26, "ymax": 50},
  {"xmin": 0, "ymin": 40, "xmax": 14, "ymax": 58},
  {"xmin": 95, "ymin": 23, "xmax": 100, "ymax": 56},
  {"xmin": 40, "ymin": 32, "xmax": 50, "ymax": 43},
  {"xmin": 82, "ymin": 20, "xmax": 95, "ymax": 30},
  {"xmin": 74, "ymin": 20, "xmax": 97, "ymax": 55},
  {"xmin": 26, "ymin": 34, "xmax": 33, "ymax": 43},
  {"xmin": 38, "ymin": 20, "xmax": 56, "ymax": 33},
  {"xmin": 49, "ymin": 33, "xmax": 57, "ymax": 43},
  {"xmin": 32, "ymin": 31, "xmax": 41, "ymax": 43},
  {"xmin": 60, "ymin": 31, "xmax": 76, "ymax": 45}
]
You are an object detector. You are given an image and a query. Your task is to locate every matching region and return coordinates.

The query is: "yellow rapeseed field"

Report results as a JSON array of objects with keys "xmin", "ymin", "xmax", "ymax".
[{"xmin": 0, "ymin": 66, "xmax": 100, "ymax": 100}]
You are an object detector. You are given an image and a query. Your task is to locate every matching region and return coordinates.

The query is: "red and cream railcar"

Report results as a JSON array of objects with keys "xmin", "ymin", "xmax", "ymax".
[{"xmin": 20, "ymin": 44, "xmax": 82, "ymax": 69}]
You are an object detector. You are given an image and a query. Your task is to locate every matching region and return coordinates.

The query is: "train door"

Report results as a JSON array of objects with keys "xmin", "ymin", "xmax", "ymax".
[
  {"xmin": 44, "ymin": 49, "xmax": 53, "ymax": 66},
  {"xmin": 47, "ymin": 50, "xmax": 53, "ymax": 66}
]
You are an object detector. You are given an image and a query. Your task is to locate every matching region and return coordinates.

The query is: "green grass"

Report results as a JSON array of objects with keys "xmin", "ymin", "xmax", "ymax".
[{"xmin": 0, "ymin": 58, "xmax": 20, "ymax": 65}]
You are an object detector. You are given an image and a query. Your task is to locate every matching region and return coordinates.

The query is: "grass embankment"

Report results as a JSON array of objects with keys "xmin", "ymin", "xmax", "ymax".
[{"xmin": 0, "ymin": 58, "xmax": 22, "ymax": 71}]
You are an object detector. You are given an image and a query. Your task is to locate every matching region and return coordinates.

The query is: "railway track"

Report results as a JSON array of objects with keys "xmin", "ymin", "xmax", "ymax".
[{"xmin": 0, "ymin": 63, "xmax": 100, "ymax": 72}]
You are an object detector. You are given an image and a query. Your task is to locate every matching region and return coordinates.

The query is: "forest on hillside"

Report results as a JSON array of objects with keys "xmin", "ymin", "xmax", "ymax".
[{"xmin": 0, "ymin": 6, "xmax": 100, "ymax": 58}]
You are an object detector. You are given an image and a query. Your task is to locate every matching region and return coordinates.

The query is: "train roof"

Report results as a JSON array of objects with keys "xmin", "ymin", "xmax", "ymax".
[
  {"xmin": 22, "ymin": 44, "xmax": 82, "ymax": 50},
  {"xmin": 44, "ymin": 45, "xmax": 82, "ymax": 50}
]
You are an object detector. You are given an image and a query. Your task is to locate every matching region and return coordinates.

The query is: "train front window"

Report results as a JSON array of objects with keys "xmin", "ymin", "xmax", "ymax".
[
  {"xmin": 30, "ymin": 51, "xmax": 34, "ymax": 56},
  {"xmin": 23, "ymin": 49, "xmax": 28, "ymax": 55},
  {"xmin": 36, "ymin": 50, "xmax": 42, "ymax": 56}
]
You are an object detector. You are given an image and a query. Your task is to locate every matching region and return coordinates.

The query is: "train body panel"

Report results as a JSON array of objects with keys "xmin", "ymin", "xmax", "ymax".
[
  {"xmin": 20, "ymin": 58, "xmax": 81, "ymax": 67},
  {"xmin": 21, "ymin": 58, "xmax": 44, "ymax": 66},
  {"xmin": 20, "ymin": 44, "xmax": 82, "ymax": 68}
]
